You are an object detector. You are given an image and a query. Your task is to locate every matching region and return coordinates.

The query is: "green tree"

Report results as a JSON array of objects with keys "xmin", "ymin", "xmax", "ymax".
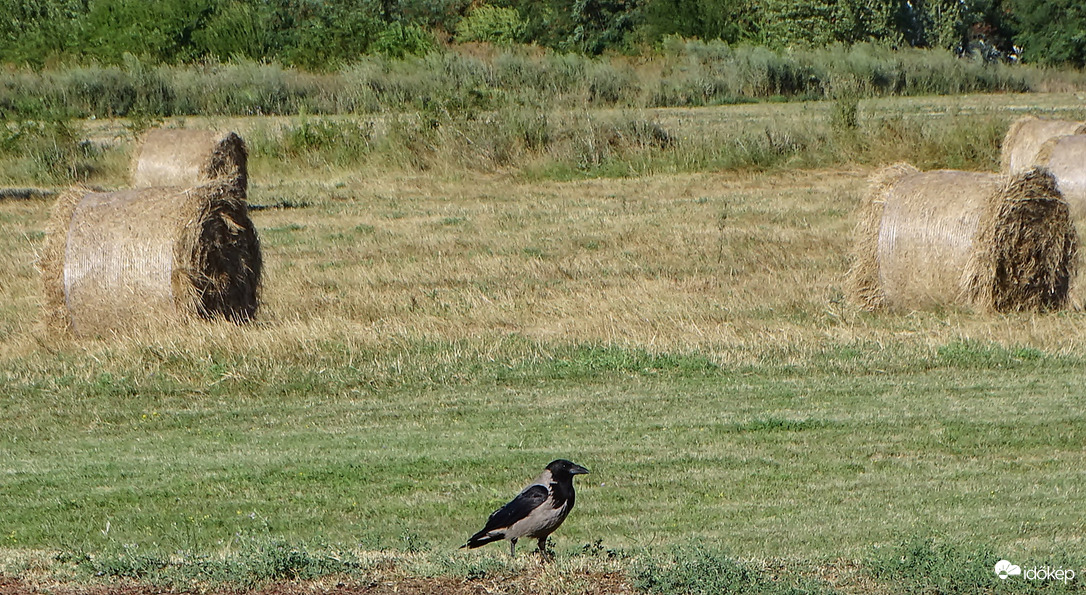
[
  {"xmin": 499, "ymin": 0, "xmax": 640, "ymax": 54},
  {"xmin": 0, "ymin": 0, "xmax": 86, "ymax": 66},
  {"xmin": 641, "ymin": 0, "xmax": 758, "ymax": 44},
  {"xmin": 394, "ymin": 0, "xmax": 471, "ymax": 32},
  {"xmin": 964, "ymin": 0, "xmax": 1016, "ymax": 56},
  {"xmin": 191, "ymin": 1, "xmax": 276, "ymax": 61},
  {"xmin": 80, "ymin": 0, "xmax": 215, "ymax": 63},
  {"xmin": 832, "ymin": 0, "xmax": 909, "ymax": 46},
  {"xmin": 564, "ymin": 0, "xmax": 641, "ymax": 54},
  {"xmin": 901, "ymin": 0, "xmax": 968, "ymax": 50},
  {"xmin": 760, "ymin": 0, "xmax": 917, "ymax": 48},
  {"xmin": 759, "ymin": 0, "xmax": 837, "ymax": 47},
  {"xmin": 283, "ymin": 0, "xmax": 385, "ymax": 68},
  {"xmin": 1009, "ymin": 0, "xmax": 1086, "ymax": 66},
  {"xmin": 502, "ymin": 0, "xmax": 567, "ymax": 48},
  {"xmin": 455, "ymin": 5, "xmax": 527, "ymax": 44},
  {"xmin": 371, "ymin": 22, "xmax": 435, "ymax": 58}
]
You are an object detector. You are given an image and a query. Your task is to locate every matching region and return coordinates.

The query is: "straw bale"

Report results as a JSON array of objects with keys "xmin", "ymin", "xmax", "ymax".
[
  {"xmin": 964, "ymin": 168, "xmax": 1077, "ymax": 312},
  {"xmin": 1032, "ymin": 135, "xmax": 1086, "ymax": 219},
  {"xmin": 132, "ymin": 129, "xmax": 248, "ymax": 191},
  {"xmin": 1001, "ymin": 116, "xmax": 1086, "ymax": 175},
  {"xmin": 40, "ymin": 181, "xmax": 261, "ymax": 337},
  {"xmin": 847, "ymin": 163, "xmax": 919, "ymax": 310},
  {"xmin": 848, "ymin": 165, "xmax": 1076, "ymax": 312},
  {"xmin": 1031, "ymin": 135, "xmax": 1086, "ymax": 308}
]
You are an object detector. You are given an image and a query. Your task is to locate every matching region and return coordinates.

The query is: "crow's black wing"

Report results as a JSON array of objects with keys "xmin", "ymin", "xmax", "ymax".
[{"xmin": 480, "ymin": 484, "xmax": 549, "ymax": 532}]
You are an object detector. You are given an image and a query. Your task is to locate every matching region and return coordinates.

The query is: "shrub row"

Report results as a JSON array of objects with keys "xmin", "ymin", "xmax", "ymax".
[{"xmin": 3, "ymin": 42, "xmax": 1081, "ymax": 120}]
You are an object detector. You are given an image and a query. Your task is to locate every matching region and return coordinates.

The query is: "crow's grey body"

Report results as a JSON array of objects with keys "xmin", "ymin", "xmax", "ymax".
[{"xmin": 462, "ymin": 459, "xmax": 589, "ymax": 556}]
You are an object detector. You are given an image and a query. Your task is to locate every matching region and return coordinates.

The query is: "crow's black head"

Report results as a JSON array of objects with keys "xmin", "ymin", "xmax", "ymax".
[{"xmin": 546, "ymin": 459, "xmax": 589, "ymax": 478}]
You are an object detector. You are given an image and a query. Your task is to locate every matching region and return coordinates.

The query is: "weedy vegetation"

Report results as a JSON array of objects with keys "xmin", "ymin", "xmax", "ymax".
[
  {"xmin": 3, "ymin": 43, "xmax": 1086, "ymax": 122},
  {"xmin": 2, "ymin": 81, "xmax": 1086, "ymax": 593}
]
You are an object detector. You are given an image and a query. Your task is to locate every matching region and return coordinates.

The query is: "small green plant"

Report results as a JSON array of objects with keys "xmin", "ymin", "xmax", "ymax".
[
  {"xmin": 251, "ymin": 117, "xmax": 376, "ymax": 168},
  {"xmin": 72, "ymin": 542, "xmax": 169, "ymax": 580},
  {"xmin": 57, "ymin": 536, "xmax": 366, "ymax": 589},
  {"xmin": 868, "ymin": 535, "xmax": 1001, "ymax": 594},
  {"xmin": 830, "ymin": 95, "xmax": 859, "ymax": 131},
  {"xmin": 828, "ymin": 81, "xmax": 861, "ymax": 132},
  {"xmin": 635, "ymin": 545, "xmax": 826, "ymax": 594},
  {"xmin": 935, "ymin": 340, "xmax": 1048, "ymax": 368}
]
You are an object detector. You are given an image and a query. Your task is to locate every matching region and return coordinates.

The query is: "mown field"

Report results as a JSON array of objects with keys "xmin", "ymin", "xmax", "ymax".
[{"xmin": 2, "ymin": 92, "xmax": 1085, "ymax": 594}]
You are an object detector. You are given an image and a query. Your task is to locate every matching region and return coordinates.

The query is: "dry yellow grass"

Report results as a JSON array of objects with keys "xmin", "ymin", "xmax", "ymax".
[
  {"xmin": 10, "ymin": 164, "xmax": 1086, "ymax": 368},
  {"xmin": 243, "ymin": 169, "xmax": 860, "ymax": 354}
]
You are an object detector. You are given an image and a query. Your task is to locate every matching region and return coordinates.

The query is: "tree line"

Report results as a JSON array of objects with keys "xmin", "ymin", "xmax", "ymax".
[{"xmin": 1, "ymin": 0, "xmax": 1082, "ymax": 69}]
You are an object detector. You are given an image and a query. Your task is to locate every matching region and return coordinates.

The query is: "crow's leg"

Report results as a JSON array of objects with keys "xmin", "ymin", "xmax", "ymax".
[
  {"xmin": 509, "ymin": 537, "xmax": 517, "ymax": 557},
  {"xmin": 537, "ymin": 537, "xmax": 553, "ymax": 560}
]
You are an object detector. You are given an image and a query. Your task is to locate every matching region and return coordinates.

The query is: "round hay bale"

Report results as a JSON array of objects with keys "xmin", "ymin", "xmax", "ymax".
[
  {"xmin": 848, "ymin": 165, "xmax": 1076, "ymax": 312},
  {"xmin": 132, "ymin": 129, "xmax": 248, "ymax": 192},
  {"xmin": 1032, "ymin": 135, "xmax": 1086, "ymax": 309},
  {"xmin": 1032, "ymin": 134, "xmax": 1086, "ymax": 220},
  {"xmin": 1001, "ymin": 116, "xmax": 1086, "ymax": 175},
  {"xmin": 847, "ymin": 162, "xmax": 919, "ymax": 310},
  {"xmin": 40, "ymin": 181, "xmax": 261, "ymax": 336},
  {"xmin": 965, "ymin": 168, "xmax": 1077, "ymax": 312}
]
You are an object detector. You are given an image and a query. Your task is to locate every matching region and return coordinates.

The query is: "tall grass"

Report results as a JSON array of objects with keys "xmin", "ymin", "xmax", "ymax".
[
  {"xmin": 0, "ymin": 99, "xmax": 1021, "ymax": 187},
  {"xmin": 3, "ymin": 43, "xmax": 1083, "ymax": 120},
  {"xmin": 0, "ymin": 119, "xmax": 126, "ymax": 185},
  {"xmin": 242, "ymin": 102, "xmax": 1009, "ymax": 181}
]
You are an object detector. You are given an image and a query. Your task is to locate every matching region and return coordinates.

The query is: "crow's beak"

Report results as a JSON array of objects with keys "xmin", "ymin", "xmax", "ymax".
[{"xmin": 571, "ymin": 464, "xmax": 589, "ymax": 475}]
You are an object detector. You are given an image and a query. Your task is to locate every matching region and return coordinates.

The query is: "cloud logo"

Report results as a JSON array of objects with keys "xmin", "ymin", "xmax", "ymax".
[{"xmin": 995, "ymin": 560, "xmax": 1022, "ymax": 580}]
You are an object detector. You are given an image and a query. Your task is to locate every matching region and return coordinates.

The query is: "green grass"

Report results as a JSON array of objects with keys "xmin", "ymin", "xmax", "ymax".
[
  {"xmin": 869, "ymin": 535, "xmax": 1085, "ymax": 594},
  {"xmin": 2, "ymin": 345, "xmax": 1084, "ymax": 559},
  {"xmin": 3, "ymin": 344, "xmax": 1085, "ymax": 591},
  {"xmin": 634, "ymin": 545, "xmax": 832, "ymax": 594},
  {"xmin": 5, "ymin": 92, "xmax": 1086, "ymax": 592}
]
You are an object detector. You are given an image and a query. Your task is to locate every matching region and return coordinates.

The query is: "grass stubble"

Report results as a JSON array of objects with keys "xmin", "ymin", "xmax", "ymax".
[{"xmin": 1, "ymin": 94, "xmax": 1085, "ymax": 593}]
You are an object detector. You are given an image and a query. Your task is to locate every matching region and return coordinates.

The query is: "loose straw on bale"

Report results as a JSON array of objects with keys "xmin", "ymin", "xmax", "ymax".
[
  {"xmin": 848, "ymin": 164, "xmax": 1077, "ymax": 312},
  {"xmin": 1001, "ymin": 116, "xmax": 1086, "ymax": 175},
  {"xmin": 40, "ymin": 181, "xmax": 261, "ymax": 337},
  {"xmin": 132, "ymin": 129, "xmax": 248, "ymax": 191}
]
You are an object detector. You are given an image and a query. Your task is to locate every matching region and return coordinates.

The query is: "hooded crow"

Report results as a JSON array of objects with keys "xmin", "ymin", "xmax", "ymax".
[{"xmin": 461, "ymin": 459, "xmax": 589, "ymax": 556}]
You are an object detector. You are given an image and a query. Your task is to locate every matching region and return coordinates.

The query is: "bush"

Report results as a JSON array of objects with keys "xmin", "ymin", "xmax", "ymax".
[
  {"xmin": 191, "ymin": 1, "xmax": 275, "ymax": 62},
  {"xmin": 275, "ymin": 118, "xmax": 375, "ymax": 166},
  {"xmin": 455, "ymin": 5, "xmax": 527, "ymax": 45},
  {"xmin": 0, "ymin": 119, "xmax": 109, "ymax": 185},
  {"xmin": 373, "ymin": 23, "xmax": 435, "ymax": 59},
  {"xmin": 0, "ymin": 43, "xmax": 1077, "ymax": 121},
  {"xmin": 285, "ymin": 0, "xmax": 384, "ymax": 69}
]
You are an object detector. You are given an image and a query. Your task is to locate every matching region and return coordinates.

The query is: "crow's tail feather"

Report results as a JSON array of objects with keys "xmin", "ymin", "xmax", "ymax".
[{"xmin": 461, "ymin": 531, "xmax": 504, "ymax": 549}]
